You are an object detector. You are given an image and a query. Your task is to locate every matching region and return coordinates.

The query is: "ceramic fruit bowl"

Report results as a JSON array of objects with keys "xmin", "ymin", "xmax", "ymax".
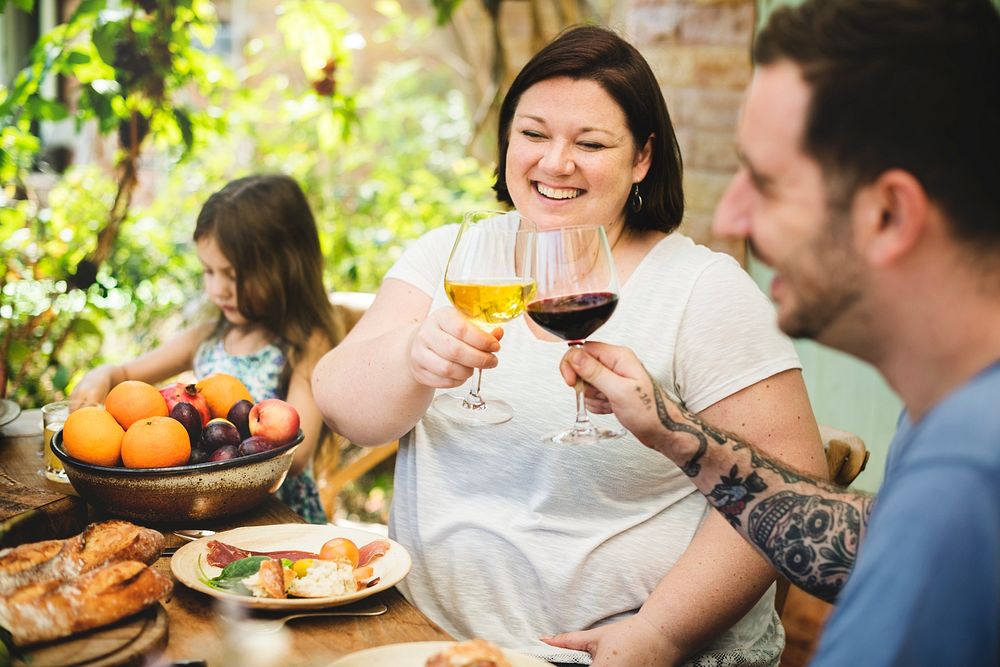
[{"xmin": 51, "ymin": 429, "xmax": 302, "ymax": 523}]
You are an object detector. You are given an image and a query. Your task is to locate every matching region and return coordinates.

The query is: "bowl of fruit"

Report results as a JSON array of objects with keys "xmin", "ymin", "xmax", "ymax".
[{"xmin": 51, "ymin": 374, "xmax": 305, "ymax": 523}]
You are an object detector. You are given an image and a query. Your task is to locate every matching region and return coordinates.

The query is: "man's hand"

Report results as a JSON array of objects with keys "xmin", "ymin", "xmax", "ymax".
[
  {"xmin": 541, "ymin": 611, "xmax": 683, "ymax": 667},
  {"xmin": 560, "ymin": 342, "xmax": 675, "ymax": 447}
]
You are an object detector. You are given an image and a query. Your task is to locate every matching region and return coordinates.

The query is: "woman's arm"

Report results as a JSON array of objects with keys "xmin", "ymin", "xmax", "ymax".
[
  {"xmin": 70, "ymin": 322, "xmax": 214, "ymax": 409},
  {"xmin": 545, "ymin": 369, "xmax": 826, "ymax": 665},
  {"xmin": 311, "ymin": 279, "xmax": 503, "ymax": 446},
  {"xmin": 283, "ymin": 330, "xmax": 334, "ymax": 475}
]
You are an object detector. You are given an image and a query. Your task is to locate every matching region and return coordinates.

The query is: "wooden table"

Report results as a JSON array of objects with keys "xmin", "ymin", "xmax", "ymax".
[{"xmin": 1, "ymin": 409, "xmax": 451, "ymax": 666}]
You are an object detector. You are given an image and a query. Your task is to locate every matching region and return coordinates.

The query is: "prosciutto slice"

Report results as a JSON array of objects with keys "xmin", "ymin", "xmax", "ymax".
[
  {"xmin": 358, "ymin": 539, "xmax": 390, "ymax": 567},
  {"xmin": 205, "ymin": 540, "xmax": 318, "ymax": 568},
  {"xmin": 205, "ymin": 538, "xmax": 390, "ymax": 569}
]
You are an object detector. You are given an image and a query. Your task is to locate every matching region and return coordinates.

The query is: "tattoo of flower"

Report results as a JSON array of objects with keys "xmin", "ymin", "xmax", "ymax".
[{"xmin": 708, "ymin": 465, "xmax": 769, "ymax": 528}]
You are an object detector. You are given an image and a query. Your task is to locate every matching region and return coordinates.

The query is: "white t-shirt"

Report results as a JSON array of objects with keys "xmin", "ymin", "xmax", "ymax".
[{"xmin": 385, "ymin": 226, "xmax": 800, "ymax": 664}]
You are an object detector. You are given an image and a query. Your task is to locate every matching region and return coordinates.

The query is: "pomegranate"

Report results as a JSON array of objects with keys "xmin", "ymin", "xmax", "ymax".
[{"xmin": 159, "ymin": 382, "xmax": 211, "ymax": 426}]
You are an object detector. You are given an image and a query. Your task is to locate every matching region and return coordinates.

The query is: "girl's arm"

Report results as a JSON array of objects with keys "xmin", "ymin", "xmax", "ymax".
[
  {"xmin": 312, "ymin": 279, "xmax": 502, "ymax": 446},
  {"xmin": 283, "ymin": 330, "xmax": 333, "ymax": 476},
  {"xmin": 544, "ymin": 369, "xmax": 827, "ymax": 665},
  {"xmin": 69, "ymin": 322, "xmax": 215, "ymax": 409}
]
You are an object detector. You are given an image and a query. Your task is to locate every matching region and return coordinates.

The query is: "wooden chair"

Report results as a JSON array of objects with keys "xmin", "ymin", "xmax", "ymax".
[
  {"xmin": 314, "ymin": 292, "xmax": 399, "ymax": 519},
  {"xmin": 820, "ymin": 424, "xmax": 870, "ymax": 487},
  {"xmin": 777, "ymin": 425, "xmax": 869, "ymax": 667}
]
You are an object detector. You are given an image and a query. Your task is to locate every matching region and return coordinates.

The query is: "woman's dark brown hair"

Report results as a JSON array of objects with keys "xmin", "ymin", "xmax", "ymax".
[
  {"xmin": 493, "ymin": 24, "xmax": 684, "ymax": 234},
  {"xmin": 194, "ymin": 174, "xmax": 343, "ymax": 396}
]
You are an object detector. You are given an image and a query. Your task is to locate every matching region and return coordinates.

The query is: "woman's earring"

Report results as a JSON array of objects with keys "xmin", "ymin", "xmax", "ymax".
[{"xmin": 631, "ymin": 183, "xmax": 643, "ymax": 213}]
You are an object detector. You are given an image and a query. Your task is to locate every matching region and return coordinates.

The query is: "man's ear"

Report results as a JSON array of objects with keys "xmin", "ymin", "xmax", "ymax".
[{"xmin": 852, "ymin": 169, "xmax": 929, "ymax": 268}]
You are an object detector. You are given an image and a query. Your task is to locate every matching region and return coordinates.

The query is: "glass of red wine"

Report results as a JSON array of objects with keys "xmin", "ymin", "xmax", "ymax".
[{"xmin": 526, "ymin": 225, "xmax": 624, "ymax": 445}]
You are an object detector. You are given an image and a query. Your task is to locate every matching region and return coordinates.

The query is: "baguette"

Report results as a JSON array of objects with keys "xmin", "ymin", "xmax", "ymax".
[
  {"xmin": 0, "ymin": 560, "xmax": 173, "ymax": 646},
  {"xmin": 0, "ymin": 520, "xmax": 164, "ymax": 595}
]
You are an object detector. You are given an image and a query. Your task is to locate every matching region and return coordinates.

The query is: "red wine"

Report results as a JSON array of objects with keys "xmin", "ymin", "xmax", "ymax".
[{"xmin": 526, "ymin": 292, "xmax": 618, "ymax": 342}]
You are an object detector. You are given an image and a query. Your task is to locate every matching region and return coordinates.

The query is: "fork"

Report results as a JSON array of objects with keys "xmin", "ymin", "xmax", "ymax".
[{"xmin": 234, "ymin": 603, "xmax": 388, "ymax": 633}]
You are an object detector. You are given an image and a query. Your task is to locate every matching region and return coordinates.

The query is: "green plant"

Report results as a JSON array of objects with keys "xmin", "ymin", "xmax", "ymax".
[
  {"xmin": 2, "ymin": 0, "xmax": 228, "ymax": 404},
  {"xmin": 2, "ymin": 0, "xmax": 495, "ymax": 408}
]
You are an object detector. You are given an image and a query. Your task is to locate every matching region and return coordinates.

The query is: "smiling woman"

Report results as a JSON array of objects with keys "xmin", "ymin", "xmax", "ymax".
[{"xmin": 312, "ymin": 24, "xmax": 826, "ymax": 666}]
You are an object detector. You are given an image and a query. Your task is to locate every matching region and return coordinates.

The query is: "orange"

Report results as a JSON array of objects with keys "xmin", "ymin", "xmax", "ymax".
[
  {"xmin": 105, "ymin": 380, "xmax": 168, "ymax": 430},
  {"xmin": 62, "ymin": 406, "xmax": 125, "ymax": 466},
  {"xmin": 121, "ymin": 416, "xmax": 191, "ymax": 468},
  {"xmin": 196, "ymin": 373, "xmax": 254, "ymax": 419}
]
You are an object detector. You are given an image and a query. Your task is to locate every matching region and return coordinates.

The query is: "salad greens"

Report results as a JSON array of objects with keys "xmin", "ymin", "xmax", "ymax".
[{"xmin": 197, "ymin": 555, "xmax": 294, "ymax": 596}]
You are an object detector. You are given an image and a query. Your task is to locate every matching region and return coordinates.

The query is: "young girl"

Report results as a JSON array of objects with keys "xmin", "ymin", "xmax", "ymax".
[{"xmin": 70, "ymin": 174, "xmax": 343, "ymax": 523}]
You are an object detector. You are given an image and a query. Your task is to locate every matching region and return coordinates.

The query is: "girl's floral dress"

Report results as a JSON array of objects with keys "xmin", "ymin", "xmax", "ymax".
[{"xmin": 194, "ymin": 337, "xmax": 327, "ymax": 524}]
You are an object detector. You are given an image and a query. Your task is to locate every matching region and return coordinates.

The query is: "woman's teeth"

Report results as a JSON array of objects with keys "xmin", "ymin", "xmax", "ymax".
[{"xmin": 536, "ymin": 183, "xmax": 581, "ymax": 200}]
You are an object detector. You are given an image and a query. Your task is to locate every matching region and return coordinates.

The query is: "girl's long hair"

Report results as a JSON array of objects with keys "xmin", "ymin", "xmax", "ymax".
[{"xmin": 194, "ymin": 174, "xmax": 344, "ymax": 396}]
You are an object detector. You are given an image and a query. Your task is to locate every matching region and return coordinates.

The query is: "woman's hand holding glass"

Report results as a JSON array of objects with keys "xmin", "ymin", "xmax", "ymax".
[
  {"xmin": 430, "ymin": 210, "xmax": 536, "ymax": 425},
  {"xmin": 406, "ymin": 306, "xmax": 503, "ymax": 390}
]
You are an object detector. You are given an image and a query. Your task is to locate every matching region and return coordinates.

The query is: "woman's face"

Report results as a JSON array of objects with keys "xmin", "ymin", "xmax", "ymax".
[
  {"xmin": 505, "ymin": 76, "xmax": 651, "ymax": 232},
  {"xmin": 196, "ymin": 235, "xmax": 247, "ymax": 326}
]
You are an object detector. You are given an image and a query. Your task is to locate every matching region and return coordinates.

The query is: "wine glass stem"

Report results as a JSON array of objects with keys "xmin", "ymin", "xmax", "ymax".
[
  {"xmin": 462, "ymin": 369, "xmax": 487, "ymax": 411},
  {"xmin": 569, "ymin": 342, "xmax": 595, "ymax": 432}
]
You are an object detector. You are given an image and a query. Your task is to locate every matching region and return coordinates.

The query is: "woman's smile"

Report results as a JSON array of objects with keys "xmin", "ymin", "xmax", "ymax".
[
  {"xmin": 535, "ymin": 182, "xmax": 583, "ymax": 200},
  {"xmin": 505, "ymin": 76, "xmax": 650, "ymax": 231}
]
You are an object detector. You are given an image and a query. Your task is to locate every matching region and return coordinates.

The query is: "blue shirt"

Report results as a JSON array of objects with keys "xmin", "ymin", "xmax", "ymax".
[{"xmin": 812, "ymin": 361, "xmax": 1000, "ymax": 666}]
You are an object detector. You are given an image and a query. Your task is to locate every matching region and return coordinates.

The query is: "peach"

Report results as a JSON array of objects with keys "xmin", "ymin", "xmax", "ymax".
[{"xmin": 248, "ymin": 399, "xmax": 300, "ymax": 444}]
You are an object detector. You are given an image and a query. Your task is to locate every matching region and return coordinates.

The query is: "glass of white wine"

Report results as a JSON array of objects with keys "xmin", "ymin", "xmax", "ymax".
[{"xmin": 432, "ymin": 210, "xmax": 536, "ymax": 425}]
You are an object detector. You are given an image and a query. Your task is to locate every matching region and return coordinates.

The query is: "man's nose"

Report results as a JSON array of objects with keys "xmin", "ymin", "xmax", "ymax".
[{"xmin": 712, "ymin": 169, "xmax": 752, "ymax": 239}]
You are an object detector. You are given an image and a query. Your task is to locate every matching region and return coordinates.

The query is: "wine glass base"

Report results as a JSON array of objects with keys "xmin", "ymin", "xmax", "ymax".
[
  {"xmin": 544, "ymin": 425, "xmax": 625, "ymax": 445},
  {"xmin": 431, "ymin": 393, "xmax": 514, "ymax": 425}
]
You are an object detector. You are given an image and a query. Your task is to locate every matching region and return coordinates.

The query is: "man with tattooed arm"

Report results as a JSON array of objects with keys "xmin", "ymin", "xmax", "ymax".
[{"xmin": 555, "ymin": 0, "xmax": 1000, "ymax": 664}]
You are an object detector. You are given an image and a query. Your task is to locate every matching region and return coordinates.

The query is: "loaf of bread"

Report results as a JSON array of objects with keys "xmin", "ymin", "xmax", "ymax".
[
  {"xmin": 0, "ymin": 559, "xmax": 173, "ymax": 646},
  {"xmin": 0, "ymin": 520, "xmax": 164, "ymax": 595},
  {"xmin": 425, "ymin": 639, "xmax": 513, "ymax": 667}
]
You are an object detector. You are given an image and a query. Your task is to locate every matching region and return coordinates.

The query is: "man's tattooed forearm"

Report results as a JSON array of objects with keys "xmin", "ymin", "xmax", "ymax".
[
  {"xmin": 750, "ymin": 448, "xmax": 807, "ymax": 485},
  {"xmin": 643, "ymin": 369, "xmax": 727, "ymax": 476},
  {"xmin": 748, "ymin": 491, "xmax": 862, "ymax": 602}
]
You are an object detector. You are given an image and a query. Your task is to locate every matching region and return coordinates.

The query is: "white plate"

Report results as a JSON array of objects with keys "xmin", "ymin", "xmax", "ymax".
[
  {"xmin": 170, "ymin": 523, "xmax": 410, "ymax": 610},
  {"xmin": 0, "ymin": 399, "xmax": 21, "ymax": 429},
  {"xmin": 326, "ymin": 641, "xmax": 552, "ymax": 666}
]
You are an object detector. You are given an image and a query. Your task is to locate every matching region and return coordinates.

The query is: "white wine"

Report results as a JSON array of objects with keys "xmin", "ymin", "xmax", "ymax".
[{"xmin": 445, "ymin": 279, "xmax": 537, "ymax": 325}]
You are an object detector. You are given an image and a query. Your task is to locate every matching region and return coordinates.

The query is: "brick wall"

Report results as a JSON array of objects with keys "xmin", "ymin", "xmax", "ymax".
[{"xmin": 627, "ymin": 0, "xmax": 755, "ymax": 262}]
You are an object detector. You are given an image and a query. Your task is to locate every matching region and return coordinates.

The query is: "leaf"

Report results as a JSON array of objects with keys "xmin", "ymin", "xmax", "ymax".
[
  {"xmin": 197, "ymin": 555, "xmax": 269, "ymax": 595},
  {"xmin": 68, "ymin": 0, "xmax": 105, "ymax": 21},
  {"xmin": 91, "ymin": 21, "xmax": 121, "ymax": 67},
  {"xmin": 11, "ymin": 0, "xmax": 37, "ymax": 12},
  {"xmin": 82, "ymin": 84, "xmax": 115, "ymax": 126},
  {"xmin": 24, "ymin": 95, "xmax": 69, "ymax": 121},
  {"xmin": 429, "ymin": 0, "xmax": 464, "ymax": 25},
  {"xmin": 173, "ymin": 108, "xmax": 194, "ymax": 154},
  {"xmin": 65, "ymin": 50, "xmax": 92, "ymax": 66},
  {"xmin": 71, "ymin": 318, "xmax": 102, "ymax": 338}
]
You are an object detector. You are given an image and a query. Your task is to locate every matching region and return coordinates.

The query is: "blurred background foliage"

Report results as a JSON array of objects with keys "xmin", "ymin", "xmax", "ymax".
[
  {"xmin": 1, "ymin": 0, "xmax": 496, "ymax": 409},
  {"xmin": 2, "ymin": 0, "xmax": 605, "ymax": 523}
]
